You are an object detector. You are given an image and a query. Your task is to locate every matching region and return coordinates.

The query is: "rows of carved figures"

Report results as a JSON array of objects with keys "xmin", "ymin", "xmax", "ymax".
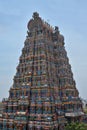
[{"xmin": 0, "ymin": 116, "xmax": 65, "ymax": 130}]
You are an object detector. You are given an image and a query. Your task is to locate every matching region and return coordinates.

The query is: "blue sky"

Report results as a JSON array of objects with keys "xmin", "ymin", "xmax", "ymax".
[{"xmin": 0, "ymin": 0, "xmax": 87, "ymax": 100}]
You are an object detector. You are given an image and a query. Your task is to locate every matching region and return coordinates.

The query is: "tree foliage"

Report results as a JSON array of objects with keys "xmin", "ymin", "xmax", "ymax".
[{"xmin": 65, "ymin": 122, "xmax": 87, "ymax": 130}]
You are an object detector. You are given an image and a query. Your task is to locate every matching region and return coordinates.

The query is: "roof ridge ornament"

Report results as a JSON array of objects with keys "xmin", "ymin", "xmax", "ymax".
[{"xmin": 33, "ymin": 12, "xmax": 39, "ymax": 19}]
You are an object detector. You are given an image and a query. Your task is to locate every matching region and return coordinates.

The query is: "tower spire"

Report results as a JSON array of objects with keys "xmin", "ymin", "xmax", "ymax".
[{"xmin": 0, "ymin": 12, "xmax": 84, "ymax": 130}]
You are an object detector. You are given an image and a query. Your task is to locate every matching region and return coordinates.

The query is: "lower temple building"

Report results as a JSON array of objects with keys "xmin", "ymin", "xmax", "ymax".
[{"xmin": 0, "ymin": 12, "xmax": 84, "ymax": 130}]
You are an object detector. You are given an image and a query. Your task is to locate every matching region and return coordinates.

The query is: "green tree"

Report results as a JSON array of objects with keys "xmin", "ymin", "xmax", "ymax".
[{"xmin": 65, "ymin": 122, "xmax": 87, "ymax": 130}]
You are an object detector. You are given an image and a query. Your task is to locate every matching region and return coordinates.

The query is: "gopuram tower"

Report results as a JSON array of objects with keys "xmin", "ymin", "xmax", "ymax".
[{"xmin": 0, "ymin": 12, "xmax": 84, "ymax": 130}]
